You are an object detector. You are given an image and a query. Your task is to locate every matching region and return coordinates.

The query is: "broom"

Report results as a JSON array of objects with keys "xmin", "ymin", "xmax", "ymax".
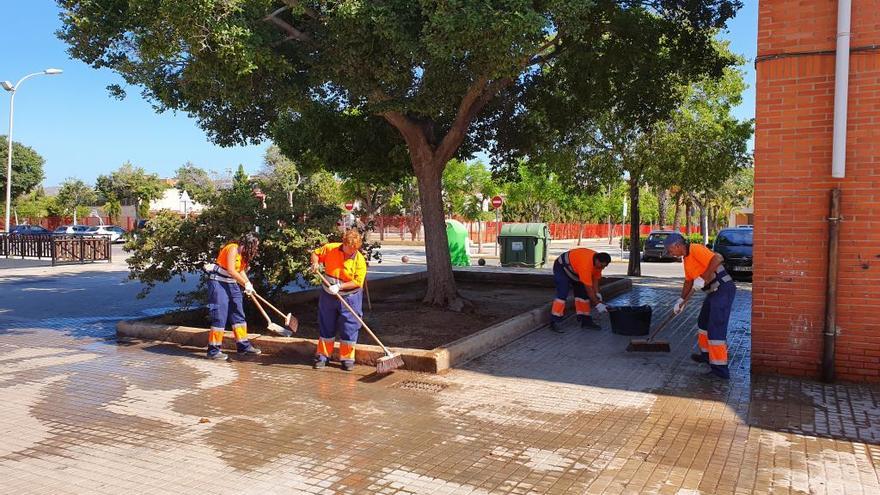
[
  {"xmin": 252, "ymin": 292, "xmax": 299, "ymax": 335},
  {"xmin": 318, "ymin": 272, "xmax": 404, "ymax": 374},
  {"xmin": 248, "ymin": 293, "xmax": 293, "ymax": 337},
  {"xmin": 626, "ymin": 288, "xmax": 694, "ymax": 352}
]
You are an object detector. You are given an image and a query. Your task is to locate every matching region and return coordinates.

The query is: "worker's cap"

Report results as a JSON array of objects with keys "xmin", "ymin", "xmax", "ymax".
[{"xmin": 662, "ymin": 233, "xmax": 687, "ymax": 256}]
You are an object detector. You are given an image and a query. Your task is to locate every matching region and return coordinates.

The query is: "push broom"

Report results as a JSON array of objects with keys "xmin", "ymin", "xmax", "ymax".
[
  {"xmin": 318, "ymin": 272, "xmax": 404, "ymax": 374},
  {"xmin": 252, "ymin": 292, "xmax": 299, "ymax": 335},
  {"xmin": 626, "ymin": 288, "xmax": 694, "ymax": 352},
  {"xmin": 248, "ymin": 293, "xmax": 294, "ymax": 337}
]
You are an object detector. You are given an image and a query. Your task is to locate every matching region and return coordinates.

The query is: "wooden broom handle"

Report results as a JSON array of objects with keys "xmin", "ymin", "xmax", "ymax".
[
  {"xmin": 248, "ymin": 293, "xmax": 273, "ymax": 326},
  {"xmin": 646, "ymin": 287, "xmax": 695, "ymax": 342},
  {"xmin": 317, "ymin": 272, "xmax": 391, "ymax": 354},
  {"xmin": 252, "ymin": 292, "xmax": 287, "ymax": 319}
]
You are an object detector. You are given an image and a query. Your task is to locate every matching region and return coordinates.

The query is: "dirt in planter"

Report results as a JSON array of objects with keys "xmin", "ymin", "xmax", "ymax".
[{"xmin": 159, "ymin": 280, "xmax": 552, "ymax": 350}]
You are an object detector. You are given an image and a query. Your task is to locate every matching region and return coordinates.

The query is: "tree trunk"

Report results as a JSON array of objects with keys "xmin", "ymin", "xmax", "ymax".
[
  {"xmin": 708, "ymin": 206, "xmax": 716, "ymax": 237},
  {"xmin": 627, "ymin": 179, "xmax": 641, "ymax": 277},
  {"xmin": 685, "ymin": 200, "xmax": 692, "ymax": 235},
  {"xmin": 413, "ymin": 161, "xmax": 464, "ymax": 310},
  {"xmin": 672, "ymin": 193, "xmax": 682, "ymax": 233},
  {"xmin": 658, "ymin": 189, "xmax": 668, "ymax": 230},
  {"xmin": 577, "ymin": 221, "xmax": 583, "ymax": 246},
  {"xmin": 700, "ymin": 202, "xmax": 709, "ymax": 246},
  {"xmin": 607, "ymin": 216, "xmax": 612, "ymax": 244},
  {"xmin": 477, "ymin": 219, "xmax": 483, "ymax": 253}
]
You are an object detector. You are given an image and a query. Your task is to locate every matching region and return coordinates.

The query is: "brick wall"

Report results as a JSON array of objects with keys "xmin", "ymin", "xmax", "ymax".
[{"xmin": 754, "ymin": 0, "xmax": 880, "ymax": 381}]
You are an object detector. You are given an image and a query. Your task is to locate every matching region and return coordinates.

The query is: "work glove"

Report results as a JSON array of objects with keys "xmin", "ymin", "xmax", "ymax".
[
  {"xmin": 243, "ymin": 282, "xmax": 255, "ymax": 296},
  {"xmin": 595, "ymin": 303, "xmax": 608, "ymax": 314},
  {"xmin": 693, "ymin": 277, "xmax": 706, "ymax": 290},
  {"xmin": 673, "ymin": 297, "xmax": 686, "ymax": 315},
  {"xmin": 311, "ymin": 262, "xmax": 321, "ymax": 273},
  {"xmin": 327, "ymin": 284, "xmax": 340, "ymax": 295}
]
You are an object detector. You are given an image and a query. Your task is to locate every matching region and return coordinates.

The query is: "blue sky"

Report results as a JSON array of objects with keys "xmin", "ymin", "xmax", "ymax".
[{"xmin": 1, "ymin": 1, "xmax": 756, "ymax": 187}]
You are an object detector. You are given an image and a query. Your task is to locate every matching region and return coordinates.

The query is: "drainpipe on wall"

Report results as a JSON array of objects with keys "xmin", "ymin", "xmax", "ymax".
[
  {"xmin": 831, "ymin": 0, "xmax": 851, "ymax": 179},
  {"xmin": 823, "ymin": 0, "xmax": 851, "ymax": 382},
  {"xmin": 823, "ymin": 189, "xmax": 841, "ymax": 382}
]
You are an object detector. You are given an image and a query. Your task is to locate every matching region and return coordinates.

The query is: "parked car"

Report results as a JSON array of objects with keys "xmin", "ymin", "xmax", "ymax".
[
  {"xmin": 8, "ymin": 225, "xmax": 50, "ymax": 235},
  {"xmin": 53, "ymin": 225, "xmax": 92, "ymax": 235},
  {"xmin": 713, "ymin": 226, "xmax": 753, "ymax": 280},
  {"xmin": 82, "ymin": 225, "xmax": 127, "ymax": 243},
  {"xmin": 642, "ymin": 230, "xmax": 682, "ymax": 262}
]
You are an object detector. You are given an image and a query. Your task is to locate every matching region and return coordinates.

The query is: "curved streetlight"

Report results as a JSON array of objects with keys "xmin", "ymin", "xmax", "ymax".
[{"xmin": 2, "ymin": 68, "xmax": 63, "ymax": 232}]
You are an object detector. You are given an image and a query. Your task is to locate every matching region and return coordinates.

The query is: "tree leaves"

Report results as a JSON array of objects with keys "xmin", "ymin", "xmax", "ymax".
[{"xmin": 0, "ymin": 137, "xmax": 45, "ymax": 201}]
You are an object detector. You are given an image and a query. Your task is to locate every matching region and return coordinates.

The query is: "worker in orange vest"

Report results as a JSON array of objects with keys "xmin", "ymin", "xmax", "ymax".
[
  {"xmin": 310, "ymin": 229, "xmax": 367, "ymax": 371},
  {"xmin": 203, "ymin": 233, "xmax": 262, "ymax": 361},
  {"xmin": 664, "ymin": 233, "xmax": 736, "ymax": 379},
  {"xmin": 550, "ymin": 248, "xmax": 612, "ymax": 332}
]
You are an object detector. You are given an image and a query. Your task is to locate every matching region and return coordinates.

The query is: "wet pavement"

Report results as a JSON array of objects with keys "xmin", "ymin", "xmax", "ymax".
[{"xmin": 1, "ymin": 264, "xmax": 879, "ymax": 494}]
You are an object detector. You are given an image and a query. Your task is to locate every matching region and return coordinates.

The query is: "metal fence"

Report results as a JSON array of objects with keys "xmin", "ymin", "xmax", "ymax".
[{"xmin": 0, "ymin": 234, "xmax": 112, "ymax": 265}]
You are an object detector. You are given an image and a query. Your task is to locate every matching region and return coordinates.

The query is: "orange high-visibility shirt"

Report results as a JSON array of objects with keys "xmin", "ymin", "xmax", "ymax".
[
  {"xmin": 314, "ymin": 242, "xmax": 367, "ymax": 287},
  {"xmin": 683, "ymin": 244, "xmax": 717, "ymax": 281},
  {"xmin": 566, "ymin": 248, "xmax": 604, "ymax": 287},
  {"xmin": 217, "ymin": 242, "xmax": 247, "ymax": 273}
]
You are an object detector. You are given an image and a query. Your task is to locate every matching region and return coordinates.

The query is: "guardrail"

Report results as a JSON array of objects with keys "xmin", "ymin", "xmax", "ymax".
[{"xmin": 0, "ymin": 234, "xmax": 112, "ymax": 265}]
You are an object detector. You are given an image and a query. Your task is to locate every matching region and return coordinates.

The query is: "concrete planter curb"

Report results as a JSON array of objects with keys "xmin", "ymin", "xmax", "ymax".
[{"xmin": 117, "ymin": 272, "xmax": 632, "ymax": 373}]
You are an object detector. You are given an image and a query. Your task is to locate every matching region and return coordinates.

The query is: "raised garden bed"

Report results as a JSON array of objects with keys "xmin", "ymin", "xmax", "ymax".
[{"xmin": 117, "ymin": 269, "xmax": 632, "ymax": 373}]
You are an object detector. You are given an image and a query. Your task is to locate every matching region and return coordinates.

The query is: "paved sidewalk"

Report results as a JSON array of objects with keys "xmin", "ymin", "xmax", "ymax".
[{"xmin": 0, "ymin": 276, "xmax": 878, "ymax": 494}]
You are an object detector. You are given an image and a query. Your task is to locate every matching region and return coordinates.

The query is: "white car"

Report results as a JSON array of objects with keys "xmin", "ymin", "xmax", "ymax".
[
  {"xmin": 83, "ymin": 225, "xmax": 127, "ymax": 243},
  {"xmin": 53, "ymin": 225, "xmax": 91, "ymax": 235}
]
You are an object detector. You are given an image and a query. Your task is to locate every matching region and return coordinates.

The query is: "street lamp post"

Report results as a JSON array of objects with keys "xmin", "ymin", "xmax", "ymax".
[{"xmin": 2, "ymin": 68, "xmax": 62, "ymax": 232}]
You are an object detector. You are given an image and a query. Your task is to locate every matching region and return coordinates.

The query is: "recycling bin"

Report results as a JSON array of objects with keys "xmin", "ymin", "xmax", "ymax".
[{"xmin": 498, "ymin": 223, "xmax": 550, "ymax": 268}]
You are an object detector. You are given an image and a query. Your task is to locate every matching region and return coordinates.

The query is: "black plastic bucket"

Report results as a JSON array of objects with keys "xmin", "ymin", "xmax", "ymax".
[{"xmin": 608, "ymin": 305, "xmax": 652, "ymax": 336}]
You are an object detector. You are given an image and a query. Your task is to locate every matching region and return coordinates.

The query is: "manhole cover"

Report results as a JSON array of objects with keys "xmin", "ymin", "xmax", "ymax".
[{"xmin": 395, "ymin": 380, "xmax": 448, "ymax": 393}]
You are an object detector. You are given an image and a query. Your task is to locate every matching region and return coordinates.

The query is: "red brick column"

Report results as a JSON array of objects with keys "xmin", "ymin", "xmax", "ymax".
[{"xmin": 753, "ymin": 0, "xmax": 880, "ymax": 381}]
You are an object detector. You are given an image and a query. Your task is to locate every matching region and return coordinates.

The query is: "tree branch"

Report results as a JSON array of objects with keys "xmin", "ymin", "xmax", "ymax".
[
  {"xmin": 264, "ymin": 6, "xmax": 289, "ymax": 19},
  {"xmin": 381, "ymin": 111, "xmax": 434, "ymax": 170},
  {"xmin": 527, "ymin": 36, "xmax": 563, "ymax": 68},
  {"xmin": 435, "ymin": 36, "xmax": 562, "ymax": 164},
  {"xmin": 264, "ymin": 15, "xmax": 313, "ymax": 43}
]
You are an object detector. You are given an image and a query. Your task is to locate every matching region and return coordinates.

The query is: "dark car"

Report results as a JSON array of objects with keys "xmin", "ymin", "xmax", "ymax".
[
  {"xmin": 642, "ymin": 230, "xmax": 681, "ymax": 262},
  {"xmin": 8, "ymin": 225, "xmax": 50, "ymax": 235},
  {"xmin": 713, "ymin": 227, "xmax": 753, "ymax": 280}
]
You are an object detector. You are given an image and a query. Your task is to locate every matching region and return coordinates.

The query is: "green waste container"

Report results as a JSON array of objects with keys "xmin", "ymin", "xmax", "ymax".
[
  {"xmin": 445, "ymin": 219, "xmax": 471, "ymax": 267},
  {"xmin": 498, "ymin": 223, "xmax": 550, "ymax": 268}
]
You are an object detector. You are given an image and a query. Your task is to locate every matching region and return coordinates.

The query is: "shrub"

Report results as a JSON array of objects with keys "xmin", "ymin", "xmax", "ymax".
[{"xmin": 125, "ymin": 175, "xmax": 343, "ymax": 306}]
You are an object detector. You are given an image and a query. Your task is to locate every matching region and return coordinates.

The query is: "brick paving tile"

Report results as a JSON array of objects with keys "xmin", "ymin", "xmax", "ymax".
[{"xmin": 2, "ymin": 277, "xmax": 880, "ymax": 494}]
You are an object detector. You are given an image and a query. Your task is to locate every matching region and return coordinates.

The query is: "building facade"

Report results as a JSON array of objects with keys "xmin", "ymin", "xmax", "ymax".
[{"xmin": 753, "ymin": 0, "xmax": 880, "ymax": 381}]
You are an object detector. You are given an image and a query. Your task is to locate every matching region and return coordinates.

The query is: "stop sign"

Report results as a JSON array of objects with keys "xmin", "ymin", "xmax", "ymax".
[
  {"xmin": 344, "ymin": 201, "xmax": 355, "ymax": 211},
  {"xmin": 491, "ymin": 195, "xmax": 503, "ymax": 209}
]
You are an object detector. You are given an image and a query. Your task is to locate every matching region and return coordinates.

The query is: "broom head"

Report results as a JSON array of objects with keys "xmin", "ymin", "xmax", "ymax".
[
  {"xmin": 626, "ymin": 339, "xmax": 671, "ymax": 352},
  {"xmin": 267, "ymin": 322, "xmax": 293, "ymax": 338},
  {"xmin": 284, "ymin": 314, "xmax": 299, "ymax": 333},
  {"xmin": 375, "ymin": 353, "xmax": 405, "ymax": 374}
]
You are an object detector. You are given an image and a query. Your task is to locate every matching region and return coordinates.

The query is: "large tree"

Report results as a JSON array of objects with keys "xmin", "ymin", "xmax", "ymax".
[
  {"xmin": 59, "ymin": 0, "xmax": 739, "ymax": 308},
  {"xmin": 0, "ymin": 137, "xmax": 45, "ymax": 201},
  {"xmin": 56, "ymin": 178, "xmax": 97, "ymax": 225},
  {"xmin": 14, "ymin": 188, "xmax": 50, "ymax": 224},
  {"xmin": 652, "ymin": 66, "xmax": 754, "ymax": 243},
  {"xmin": 95, "ymin": 162, "xmax": 166, "ymax": 218},
  {"xmin": 174, "ymin": 162, "xmax": 217, "ymax": 205}
]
